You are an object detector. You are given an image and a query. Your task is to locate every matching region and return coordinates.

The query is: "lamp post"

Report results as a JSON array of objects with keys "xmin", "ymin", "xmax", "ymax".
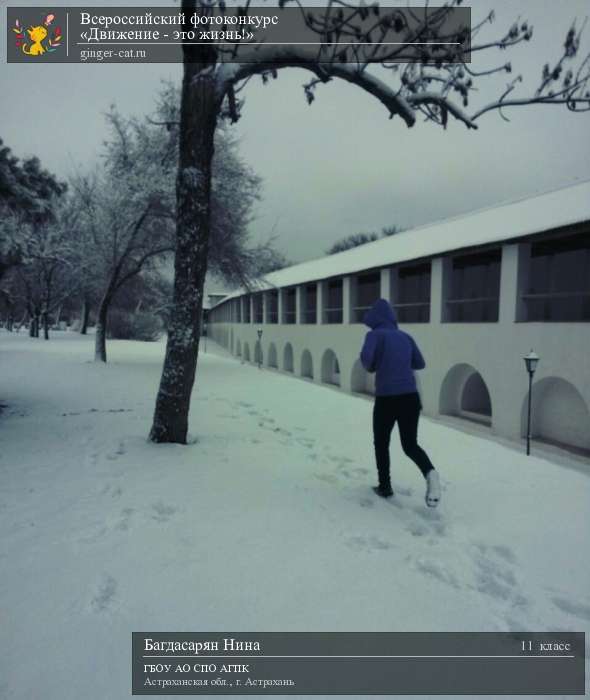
[
  {"xmin": 523, "ymin": 350, "xmax": 540, "ymax": 456},
  {"xmin": 257, "ymin": 327, "xmax": 263, "ymax": 369},
  {"xmin": 202, "ymin": 322, "xmax": 207, "ymax": 353}
]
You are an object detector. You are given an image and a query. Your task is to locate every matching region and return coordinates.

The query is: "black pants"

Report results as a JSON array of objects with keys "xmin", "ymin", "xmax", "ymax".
[{"xmin": 373, "ymin": 392, "xmax": 435, "ymax": 488}]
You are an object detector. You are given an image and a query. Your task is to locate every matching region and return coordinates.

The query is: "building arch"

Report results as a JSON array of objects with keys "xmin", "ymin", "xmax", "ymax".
[
  {"xmin": 300, "ymin": 349, "xmax": 314, "ymax": 379},
  {"xmin": 521, "ymin": 377, "xmax": 590, "ymax": 453},
  {"xmin": 321, "ymin": 349, "xmax": 341, "ymax": 387},
  {"xmin": 350, "ymin": 358, "xmax": 375, "ymax": 395},
  {"xmin": 283, "ymin": 343, "xmax": 294, "ymax": 372},
  {"xmin": 267, "ymin": 342, "xmax": 278, "ymax": 369},
  {"xmin": 243, "ymin": 342, "xmax": 251, "ymax": 363},
  {"xmin": 236, "ymin": 339, "xmax": 242, "ymax": 357},
  {"xmin": 439, "ymin": 363, "xmax": 492, "ymax": 425}
]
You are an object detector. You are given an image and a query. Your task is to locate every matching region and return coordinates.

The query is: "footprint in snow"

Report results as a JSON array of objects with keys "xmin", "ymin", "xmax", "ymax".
[
  {"xmin": 490, "ymin": 544, "xmax": 517, "ymax": 564},
  {"xmin": 271, "ymin": 426, "xmax": 292, "ymax": 437},
  {"xmin": 83, "ymin": 445, "xmax": 99, "ymax": 469},
  {"xmin": 100, "ymin": 484, "xmax": 123, "ymax": 499},
  {"xmin": 337, "ymin": 465, "xmax": 370, "ymax": 481},
  {"xmin": 115, "ymin": 508, "xmax": 135, "ymax": 531},
  {"xmin": 411, "ymin": 505, "xmax": 448, "ymax": 536},
  {"xmin": 406, "ymin": 522, "xmax": 429, "ymax": 537},
  {"xmin": 552, "ymin": 596, "xmax": 590, "ymax": 621},
  {"xmin": 413, "ymin": 556, "xmax": 462, "ymax": 590},
  {"xmin": 345, "ymin": 534, "xmax": 395, "ymax": 552},
  {"xmin": 327, "ymin": 455, "xmax": 354, "ymax": 465},
  {"xmin": 471, "ymin": 546, "xmax": 527, "ymax": 609},
  {"xmin": 473, "ymin": 542, "xmax": 517, "ymax": 566},
  {"xmin": 90, "ymin": 575, "xmax": 117, "ymax": 613},
  {"xmin": 151, "ymin": 501, "xmax": 177, "ymax": 523},
  {"xmin": 395, "ymin": 485, "xmax": 414, "ymax": 497},
  {"xmin": 313, "ymin": 473, "xmax": 339, "ymax": 485}
]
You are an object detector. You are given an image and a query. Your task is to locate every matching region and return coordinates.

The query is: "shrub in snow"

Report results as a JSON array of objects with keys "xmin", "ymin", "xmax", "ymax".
[{"xmin": 107, "ymin": 310, "xmax": 162, "ymax": 342}]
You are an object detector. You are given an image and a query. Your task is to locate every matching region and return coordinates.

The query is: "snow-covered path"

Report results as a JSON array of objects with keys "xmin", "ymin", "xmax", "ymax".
[{"xmin": 1, "ymin": 332, "xmax": 589, "ymax": 699}]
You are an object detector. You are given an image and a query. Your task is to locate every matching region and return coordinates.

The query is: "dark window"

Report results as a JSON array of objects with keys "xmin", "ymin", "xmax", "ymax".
[
  {"xmin": 243, "ymin": 296, "xmax": 251, "ymax": 323},
  {"xmin": 268, "ymin": 290, "xmax": 279, "ymax": 323},
  {"xmin": 284, "ymin": 288, "xmax": 296, "ymax": 324},
  {"xmin": 354, "ymin": 271, "xmax": 380, "ymax": 323},
  {"xmin": 523, "ymin": 232, "xmax": 590, "ymax": 321},
  {"xmin": 446, "ymin": 250, "xmax": 501, "ymax": 322},
  {"xmin": 304, "ymin": 284, "xmax": 317, "ymax": 323},
  {"xmin": 325, "ymin": 279, "xmax": 343, "ymax": 324},
  {"xmin": 253, "ymin": 294, "xmax": 263, "ymax": 324},
  {"xmin": 395, "ymin": 263, "xmax": 431, "ymax": 323}
]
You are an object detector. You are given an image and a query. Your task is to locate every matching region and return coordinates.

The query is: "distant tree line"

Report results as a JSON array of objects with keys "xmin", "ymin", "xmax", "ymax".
[{"xmin": 326, "ymin": 225, "xmax": 404, "ymax": 255}]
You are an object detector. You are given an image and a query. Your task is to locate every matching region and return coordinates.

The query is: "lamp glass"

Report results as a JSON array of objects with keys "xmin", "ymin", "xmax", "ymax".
[{"xmin": 524, "ymin": 351, "xmax": 539, "ymax": 374}]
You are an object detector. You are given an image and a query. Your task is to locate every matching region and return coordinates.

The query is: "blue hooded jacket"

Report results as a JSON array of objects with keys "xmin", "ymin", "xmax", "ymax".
[{"xmin": 360, "ymin": 298, "xmax": 425, "ymax": 396}]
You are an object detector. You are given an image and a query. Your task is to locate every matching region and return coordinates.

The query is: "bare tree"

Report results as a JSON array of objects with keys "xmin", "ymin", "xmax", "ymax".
[
  {"xmin": 75, "ymin": 92, "xmax": 264, "ymax": 361},
  {"xmin": 150, "ymin": 0, "xmax": 590, "ymax": 443},
  {"xmin": 76, "ymin": 108, "xmax": 176, "ymax": 360},
  {"xmin": 73, "ymin": 117, "xmax": 175, "ymax": 361},
  {"xmin": 327, "ymin": 225, "xmax": 403, "ymax": 254},
  {"xmin": 327, "ymin": 232, "xmax": 379, "ymax": 255},
  {"xmin": 4, "ymin": 198, "xmax": 82, "ymax": 338}
]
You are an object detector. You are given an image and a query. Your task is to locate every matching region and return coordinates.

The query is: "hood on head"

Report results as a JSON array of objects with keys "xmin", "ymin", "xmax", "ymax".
[{"xmin": 363, "ymin": 298, "xmax": 398, "ymax": 329}]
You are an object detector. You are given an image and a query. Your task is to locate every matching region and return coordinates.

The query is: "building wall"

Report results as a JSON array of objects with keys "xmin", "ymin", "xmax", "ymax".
[{"xmin": 209, "ymin": 239, "xmax": 590, "ymax": 457}]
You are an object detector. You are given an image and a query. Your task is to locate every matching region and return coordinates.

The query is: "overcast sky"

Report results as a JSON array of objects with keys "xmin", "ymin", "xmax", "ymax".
[{"xmin": 2, "ymin": 0, "xmax": 590, "ymax": 266}]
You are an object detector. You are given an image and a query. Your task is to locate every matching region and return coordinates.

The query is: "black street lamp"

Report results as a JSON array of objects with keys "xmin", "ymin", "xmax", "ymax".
[
  {"xmin": 202, "ymin": 322, "xmax": 207, "ymax": 353},
  {"xmin": 257, "ymin": 327, "xmax": 263, "ymax": 369},
  {"xmin": 523, "ymin": 350, "xmax": 540, "ymax": 456}
]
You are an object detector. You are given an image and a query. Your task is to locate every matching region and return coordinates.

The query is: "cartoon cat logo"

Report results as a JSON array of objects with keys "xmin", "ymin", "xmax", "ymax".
[{"xmin": 13, "ymin": 13, "xmax": 62, "ymax": 56}]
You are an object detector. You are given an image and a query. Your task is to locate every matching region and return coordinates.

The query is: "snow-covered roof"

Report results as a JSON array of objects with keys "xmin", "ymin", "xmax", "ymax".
[
  {"xmin": 205, "ymin": 292, "xmax": 228, "ymax": 310},
  {"xmin": 216, "ymin": 180, "xmax": 590, "ymax": 305}
]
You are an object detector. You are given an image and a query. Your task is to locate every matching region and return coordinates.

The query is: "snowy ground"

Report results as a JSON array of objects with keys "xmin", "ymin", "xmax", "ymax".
[{"xmin": 1, "ymin": 331, "xmax": 589, "ymax": 700}]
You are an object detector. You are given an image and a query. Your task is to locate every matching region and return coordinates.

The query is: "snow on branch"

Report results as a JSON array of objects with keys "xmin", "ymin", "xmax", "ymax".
[{"xmin": 177, "ymin": 0, "xmax": 590, "ymax": 129}]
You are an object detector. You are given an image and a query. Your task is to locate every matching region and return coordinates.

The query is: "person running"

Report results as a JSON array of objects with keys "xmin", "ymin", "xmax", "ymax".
[{"xmin": 360, "ymin": 298, "xmax": 441, "ymax": 507}]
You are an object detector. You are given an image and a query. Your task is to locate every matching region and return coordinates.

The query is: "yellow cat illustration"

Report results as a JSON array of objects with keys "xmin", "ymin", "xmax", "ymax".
[{"xmin": 22, "ymin": 25, "xmax": 48, "ymax": 56}]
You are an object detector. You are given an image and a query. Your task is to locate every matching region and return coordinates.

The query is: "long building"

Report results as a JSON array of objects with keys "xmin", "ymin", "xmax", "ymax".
[{"xmin": 208, "ymin": 181, "xmax": 590, "ymax": 458}]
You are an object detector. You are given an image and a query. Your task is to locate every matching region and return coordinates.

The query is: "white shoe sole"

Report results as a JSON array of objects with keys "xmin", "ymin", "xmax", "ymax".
[{"xmin": 425, "ymin": 472, "xmax": 441, "ymax": 508}]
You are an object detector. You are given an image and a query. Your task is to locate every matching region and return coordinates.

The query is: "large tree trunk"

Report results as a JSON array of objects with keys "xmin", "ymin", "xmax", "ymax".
[
  {"xmin": 149, "ymin": 59, "xmax": 220, "ymax": 444},
  {"xmin": 42, "ymin": 311, "xmax": 49, "ymax": 340},
  {"xmin": 30, "ymin": 314, "xmax": 40, "ymax": 338},
  {"xmin": 80, "ymin": 297, "xmax": 90, "ymax": 335},
  {"xmin": 94, "ymin": 294, "xmax": 112, "ymax": 362}
]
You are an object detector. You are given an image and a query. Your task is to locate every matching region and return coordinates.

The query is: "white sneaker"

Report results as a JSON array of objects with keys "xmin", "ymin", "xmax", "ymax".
[{"xmin": 425, "ymin": 470, "xmax": 441, "ymax": 508}]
